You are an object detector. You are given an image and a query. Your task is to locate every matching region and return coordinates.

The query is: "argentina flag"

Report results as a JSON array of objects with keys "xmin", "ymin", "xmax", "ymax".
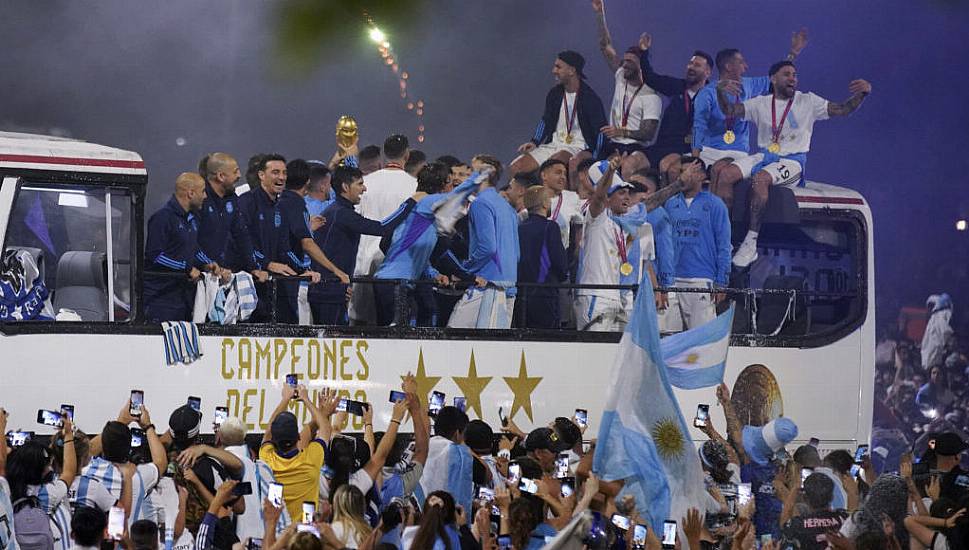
[
  {"xmin": 592, "ymin": 273, "xmax": 707, "ymax": 532},
  {"xmin": 415, "ymin": 436, "xmax": 474, "ymax": 515},
  {"xmin": 661, "ymin": 304, "xmax": 735, "ymax": 389},
  {"xmin": 431, "ymin": 170, "xmax": 491, "ymax": 236}
]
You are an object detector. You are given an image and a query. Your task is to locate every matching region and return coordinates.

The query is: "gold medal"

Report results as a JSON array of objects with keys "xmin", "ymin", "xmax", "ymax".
[
  {"xmin": 565, "ymin": 134, "xmax": 573, "ymax": 144},
  {"xmin": 620, "ymin": 262, "xmax": 633, "ymax": 276},
  {"xmin": 723, "ymin": 130, "xmax": 736, "ymax": 145},
  {"xmin": 768, "ymin": 142, "xmax": 781, "ymax": 154}
]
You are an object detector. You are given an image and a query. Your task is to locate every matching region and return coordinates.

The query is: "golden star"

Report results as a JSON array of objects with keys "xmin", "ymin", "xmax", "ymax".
[
  {"xmin": 402, "ymin": 348, "xmax": 442, "ymax": 408},
  {"xmin": 452, "ymin": 350, "xmax": 493, "ymax": 419},
  {"xmin": 502, "ymin": 351, "xmax": 542, "ymax": 422}
]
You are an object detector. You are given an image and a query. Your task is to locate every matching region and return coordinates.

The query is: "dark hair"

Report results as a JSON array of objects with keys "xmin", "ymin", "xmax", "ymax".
[
  {"xmin": 130, "ymin": 519, "xmax": 159, "ymax": 550},
  {"xmin": 359, "ymin": 145, "xmax": 382, "ymax": 162},
  {"xmin": 246, "ymin": 154, "xmax": 267, "ymax": 187},
  {"xmin": 509, "ymin": 496, "xmax": 544, "ymax": 550},
  {"xmin": 823, "ymin": 449, "xmax": 854, "ymax": 476},
  {"xmin": 308, "ymin": 162, "xmax": 331, "ymax": 194},
  {"xmin": 624, "ymin": 45, "xmax": 642, "ymax": 57},
  {"xmin": 539, "ymin": 158, "xmax": 567, "ymax": 174},
  {"xmin": 576, "ymin": 158, "xmax": 596, "ymax": 173},
  {"xmin": 715, "ymin": 48, "xmax": 741, "ymax": 72},
  {"xmin": 434, "ymin": 406, "xmax": 469, "ymax": 440},
  {"xmin": 332, "ymin": 165, "xmax": 364, "ymax": 196},
  {"xmin": 769, "ymin": 60, "xmax": 796, "ymax": 77},
  {"xmin": 72, "ymin": 506, "xmax": 108, "ymax": 547},
  {"xmin": 383, "ymin": 433, "xmax": 413, "ymax": 468},
  {"xmin": 405, "ymin": 149, "xmax": 427, "ymax": 172},
  {"xmin": 6, "ymin": 442, "xmax": 51, "ymax": 501},
  {"xmin": 257, "ymin": 153, "xmax": 287, "ymax": 174},
  {"xmin": 693, "ymin": 50, "xmax": 714, "ymax": 72},
  {"xmin": 803, "ymin": 473, "xmax": 835, "ymax": 510},
  {"xmin": 417, "ymin": 161, "xmax": 450, "ymax": 194},
  {"xmin": 435, "ymin": 155, "xmax": 462, "ymax": 170},
  {"xmin": 553, "ymin": 417, "xmax": 582, "ymax": 448},
  {"xmin": 515, "ymin": 456, "xmax": 543, "ymax": 481},
  {"xmin": 325, "ymin": 435, "xmax": 359, "ymax": 496},
  {"xmin": 286, "ymin": 159, "xmax": 310, "ymax": 191},
  {"xmin": 513, "ymin": 171, "xmax": 541, "ymax": 188},
  {"xmin": 855, "ymin": 531, "xmax": 890, "ymax": 550},
  {"xmin": 383, "ymin": 134, "xmax": 409, "ymax": 160},
  {"xmin": 100, "ymin": 421, "xmax": 132, "ymax": 464},
  {"xmin": 197, "ymin": 154, "xmax": 211, "ymax": 180},
  {"xmin": 472, "ymin": 154, "xmax": 503, "ymax": 186},
  {"xmin": 412, "ymin": 491, "xmax": 457, "ymax": 550}
]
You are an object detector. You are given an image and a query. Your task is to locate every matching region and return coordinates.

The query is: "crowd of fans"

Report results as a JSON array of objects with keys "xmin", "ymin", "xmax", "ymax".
[
  {"xmin": 141, "ymin": 0, "xmax": 871, "ymax": 333},
  {"xmin": 3, "ymin": 366, "xmax": 969, "ymax": 550}
]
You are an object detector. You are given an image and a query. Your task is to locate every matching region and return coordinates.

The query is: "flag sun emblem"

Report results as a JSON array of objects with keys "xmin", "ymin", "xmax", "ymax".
[{"xmin": 651, "ymin": 417, "xmax": 685, "ymax": 459}]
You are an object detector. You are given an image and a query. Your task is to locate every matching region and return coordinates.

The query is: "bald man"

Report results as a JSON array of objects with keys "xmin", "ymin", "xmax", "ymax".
[
  {"xmin": 198, "ymin": 153, "xmax": 268, "ymax": 283},
  {"xmin": 144, "ymin": 173, "xmax": 225, "ymax": 322}
]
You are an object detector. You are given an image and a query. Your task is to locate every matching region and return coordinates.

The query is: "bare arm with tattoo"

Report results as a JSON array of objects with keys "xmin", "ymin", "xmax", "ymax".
[
  {"xmin": 643, "ymin": 160, "xmax": 703, "ymax": 212},
  {"xmin": 716, "ymin": 80, "xmax": 745, "ymax": 120},
  {"xmin": 624, "ymin": 119, "xmax": 659, "ymax": 142},
  {"xmin": 591, "ymin": 0, "xmax": 620, "ymax": 72},
  {"xmin": 827, "ymin": 79, "xmax": 871, "ymax": 117}
]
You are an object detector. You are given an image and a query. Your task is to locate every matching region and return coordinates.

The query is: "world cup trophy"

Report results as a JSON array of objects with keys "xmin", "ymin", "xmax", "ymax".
[{"xmin": 336, "ymin": 115, "xmax": 359, "ymax": 150}]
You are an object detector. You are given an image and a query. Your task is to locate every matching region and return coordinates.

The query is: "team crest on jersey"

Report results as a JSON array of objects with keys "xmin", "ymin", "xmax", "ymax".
[
  {"xmin": 274, "ymin": 213, "xmax": 282, "ymax": 227},
  {"xmin": 226, "ymin": 202, "xmax": 234, "ymax": 214},
  {"xmin": 259, "ymin": 213, "xmax": 264, "ymax": 221},
  {"xmin": 208, "ymin": 206, "xmax": 214, "ymax": 213}
]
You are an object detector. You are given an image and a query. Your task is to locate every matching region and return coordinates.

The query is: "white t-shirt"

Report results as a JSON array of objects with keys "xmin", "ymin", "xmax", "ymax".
[
  {"xmin": 145, "ymin": 477, "xmax": 181, "ymax": 549},
  {"xmin": 69, "ymin": 476, "xmax": 116, "ymax": 512},
  {"xmin": 577, "ymin": 208, "xmax": 626, "ymax": 300},
  {"xmin": 609, "ymin": 69, "xmax": 662, "ymax": 145},
  {"xmin": 27, "ymin": 480, "xmax": 72, "ymax": 550},
  {"xmin": 743, "ymin": 91, "xmax": 830, "ymax": 155},
  {"xmin": 355, "ymin": 168, "xmax": 418, "ymax": 274},
  {"xmin": 548, "ymin": 189, "xmax": 584, "ymax": 249},
  {"xmin": 318, "ymin": 469, "xmax": 375, "ymax": 503},
  {"xmin": 552, "ymin": 92, "xmax": 587, "ymax": 149}
]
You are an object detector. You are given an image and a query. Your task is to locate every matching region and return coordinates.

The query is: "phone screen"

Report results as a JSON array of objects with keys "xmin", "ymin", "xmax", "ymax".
[
  {"xmin": 129, "ymin": 390, "xmax": 144, "ymax": 416},
  {"xmin": 108, "ymin": 506, "xmax": 125, "ymax": 540},
  {"xmin": 285, "ymin": 374, "xmax": 298, "ymax": 388},
  {"xmin": 497, "ymin": 535, "xmax": 513, "ymax": 550},
  {"xmin": 6, "ymin": 431, "xmax": 31, "ymax": 447},
  {"xmin": 854, "ymin": 444, "xmax": 869, "ymax": 463},
  {"xmin": 555, "ymin": 453, "xmax": 569, "ymax": 478},
  {"xmin": 130, "ymin": 428, "xmax": 145, "ymax": 448},
  {"xmin": 429, "ymin": 391, "xmax": 445, "ymax": 416},
  {"xmin": 478, "ymin": 487, "xmax": 494, "ymax": 501},
  {"xmin": 737, "ymin": 483, "xmax": 752, "ymax": 506},
  {"xmin": 519, "ymin": 478, "xmax": 538, "ymax": 494},
  {"xmin": 346, "ymin": 400, "xmax": 368, "ymax": 416},
  {"xmin": 269, "ymin": 482, "xmax": 284, "ymax": 508},
  {"xmin": 560, "ymin": 477, "xmax": 575, "ymax": 498},
  {"xmin": 801, "ymin": 467, "xmax": 812, "ymax": 486},
  {"xmin": 37, "ymin": 409, "xmax": 63, "ymax": 427},
  {"xmin": 389, "ymin": 390, "xmax": 407, "ymax": 403},
  {"xmin": 187, "ymin": 396, "xmax": 202, "ymax": 412},
  {"xmin": 507, "ymin": 463, "xmax": 522, "ymax": 483},
  {"xmin": 610, "ymin": 513, "xmax": 630, "ymax": 531},
  {"xmin": 453, "ymin": 397, "xmax": 467, "ymax": 413},
  {"xmin": 633, "ymin": 524, "xmax": 648, "ymax": 545},
  {"xmin": 694, "ymin": 404, "xmax": 709, "ymax": 428},
  {"xmin": 301, "ymin": 501, "xmax": 315, "ymax": 524},
  {"xmin": 336, "ymin": 398, "xmax": 348, "ymax": 413},
  {"xmin": 60, "ymin": 405, "xmax": 74, "ymax": 422},
  {"xmin": 247, "ymin": 539, "xmax": 263, "ymax": 550},
  {"xmin": 574, "ymin": 408, "xmax": 588, "ymax": 427},
  {"xmin": 233, "ymin": 482, "xmax": 253, "ymax": 496},
  {"xmin": 214, "ymin": 407, "xmax": 228, "ymax": 426},
  {"xmin": 662, "ymin": 521, "xmax": 677, "ymax": 547},
  {"xmin": 849, "ymin": 464, "xmax": 861, "ymax": 478}
]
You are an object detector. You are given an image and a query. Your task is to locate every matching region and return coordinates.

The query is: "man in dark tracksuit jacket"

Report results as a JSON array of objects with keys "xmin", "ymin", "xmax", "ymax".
[
  {"xmin": 196, "ymin": 153, "xmax": 264, "ymax": 279},
  {"xmin": 144, "ymin": 173, "xmax": 218, "ymax": 322},
  {"xmin": 514, "ymin": 186, "xmax": 568, "ymax": 329},
  {"xmin": 309, "ymin": 165, "xmax": 414, "ymax": 325},
  {"xmin": 510, "ymin": 50, "xmax": 608, "ymax": 176},
  {"xmin": 638, "ymin": 43, "xmax": 714, "ymax": 169}
]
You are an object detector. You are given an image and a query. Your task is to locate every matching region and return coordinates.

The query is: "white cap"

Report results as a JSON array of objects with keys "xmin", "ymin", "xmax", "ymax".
[{"xmin": 588, "ymin": 159, "xmax": 633, "ymax": 195}]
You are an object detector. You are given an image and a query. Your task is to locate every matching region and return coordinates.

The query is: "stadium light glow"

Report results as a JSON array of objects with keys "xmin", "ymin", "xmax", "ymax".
[
  {"xmin": 369, "ymin": 27, "xmax": 385, "ymax": 43},
  {"xmin": 957, "ymin": 219, "xmax": 967, "ymax": 231}
]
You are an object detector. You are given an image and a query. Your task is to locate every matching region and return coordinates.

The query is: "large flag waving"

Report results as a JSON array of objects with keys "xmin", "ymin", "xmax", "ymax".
[
  {"xmin": 592, "ymin": 273, "xmax": 707, "ymax": 531},
  {"xmin": 661, "ymin": 304, "xmax": 734, "ymax": 389}
]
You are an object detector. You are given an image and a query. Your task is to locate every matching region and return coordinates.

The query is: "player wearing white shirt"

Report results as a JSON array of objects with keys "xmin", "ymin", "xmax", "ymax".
[
  {"xmin": 592, "ymin": 1, "xmax": 662, "ymax": 176},
  {"xmin": 718, "ymin": 61, "xmax": 871, "ymax": 267},
  {"xmin": 575, "ymin": 157, "xmax": 634, "ymax": 331},
  {"xmin": 351, "ymin": 134, "xmax": 418, "ymax": 324}
]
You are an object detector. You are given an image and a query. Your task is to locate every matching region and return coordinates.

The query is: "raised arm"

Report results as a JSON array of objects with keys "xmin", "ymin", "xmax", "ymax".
[
  {"xmin": 827, "ymin": 80, "xmax": 871, "ymax": 117},
  {"xmin": 716, "ymin": 80, "xmax": 745, "ymax": 120},
  {"xmin": 262, "ymin": 385, "xmax": 297, "ymax": 444},
  {"xmin": 637, "ymin": 33, "xmax": 685, "ymax": 97},
  {"xmin": 787, "ymin": 28, "xmax": 809, "ymax": 61},
  {"xmin": 361, "ymin": 399, "xmax": 408, "ymax": 481},
  {"xmin": 643, "ymin": 160, "xmax": 703, "ymax": 212},
  {"xmin": 589, "ymin": 155, "xmax": 621, "ymax": 218},
  {"xmin": 717, "ymin": 383, "xmax": 748, "ymax": 464},
  {"xmin": 591, "ymin": 0, "xmax": 620, "ymax": 72},
  {"xmin": 403, "ymin": 373, "xmax": 431, "ymax": 466}
]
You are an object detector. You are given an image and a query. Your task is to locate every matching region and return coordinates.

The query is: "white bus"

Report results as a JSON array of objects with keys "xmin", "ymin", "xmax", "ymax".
[{"xmin": 0, "ymin": 132, "xmax": 873, "ymax": 452}]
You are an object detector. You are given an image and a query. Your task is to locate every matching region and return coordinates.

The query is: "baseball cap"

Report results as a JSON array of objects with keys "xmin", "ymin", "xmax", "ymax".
[
  {"xmin": 271, "ymin": 412, "xmax": 300, "ymax": 446},
  {"xmin": 934, "ymin": 433, "xmax": 967, "ymax": 456},
  {"xmin": 557, "ymin": 50, "xmax": 586, "ymax": 78},
  {"xmin": 587, "ymin": 160, "xmax": 633, "ymax": 195},
  {"xmin": 525, "ymin": 427, "xmax": 567, "ymax": 453},
  {"xmin": 168, "ymin": 405, "xmax": 203, "ymax": 451}
]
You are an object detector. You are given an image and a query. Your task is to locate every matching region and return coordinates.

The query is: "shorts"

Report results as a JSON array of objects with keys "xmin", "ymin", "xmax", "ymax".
[
  {"xmin": 528, "ymin": 141, "xmax": 588, "ymax": 165},
  {"xmin": 600, "ymin": 140, "xmax": 648, "ymax": 159},
  {"xmin": 750, "ymin": 154, "xmax": 803, "ymax": 186},
  {"xmin": 699, "ymin": 147, "xmax": 759, "ymax": 179}
]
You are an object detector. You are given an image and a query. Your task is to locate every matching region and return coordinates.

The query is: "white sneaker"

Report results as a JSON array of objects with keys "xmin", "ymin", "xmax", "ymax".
[{"xmin": 732, "ymin": 241, "xmax": 759, "ymax": 268}]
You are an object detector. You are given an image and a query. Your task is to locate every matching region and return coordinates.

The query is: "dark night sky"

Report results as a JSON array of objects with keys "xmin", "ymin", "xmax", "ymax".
[{"xmin": 2, "ymin": 0, "xmax": 967, "ymax": 326}]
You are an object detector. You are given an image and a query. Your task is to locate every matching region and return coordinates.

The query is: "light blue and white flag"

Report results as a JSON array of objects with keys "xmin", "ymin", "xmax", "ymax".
[
  {"xmin": 592, "ymin": 273, "xmax": 707, "ymax": 531},
  {"xmin": 660, "ymin": 304, "xmax": 734, "ymax": 389},
  {"xmin": 415, "ymin": 436, "xmax": 474, "ymax": 515},
  {"xmin": 431, "ymin": 170, "xmax": 490, "ymax": 236}
]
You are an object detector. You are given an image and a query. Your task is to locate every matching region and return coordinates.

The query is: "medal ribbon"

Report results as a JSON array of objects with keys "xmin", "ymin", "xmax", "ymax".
[
  {"xmin": 550, "ymin": 194, "xmax": 564, "ymax": 221},
  {"xmin": 614, "ymin": 227, "xmax": 628, "ymax": 264},
  {"xmin": 770, "ymin": 96, "xmax": 794, "ymax": 146},
  {"xmin": 621, "ymin": 82, "xmax": 644, "ymax": 127},
  {"xmin": 683, "ymin": 87, "xmax": 693, "ymax": 115},
  {"xmin": 563, "ymin": 92, "xmax": 578, "ymax": 139}
]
